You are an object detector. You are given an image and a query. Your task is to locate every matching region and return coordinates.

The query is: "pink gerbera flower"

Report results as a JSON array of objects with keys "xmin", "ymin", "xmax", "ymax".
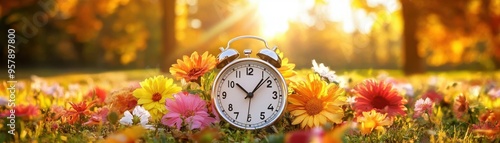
[
  {"xmin": 421, "ymin": 89, "xmax": 443, "ymax": 103},
  {"xmin": 83, "ymin": 107, "xmax": 109, "ymax": 126},
  {"xmin": 413, "ymin": 98, "xmax": 434, "ymax": 118},
  {"xmin": 161, "ymin": 92, "xmax": 216, "ymax": 130}
]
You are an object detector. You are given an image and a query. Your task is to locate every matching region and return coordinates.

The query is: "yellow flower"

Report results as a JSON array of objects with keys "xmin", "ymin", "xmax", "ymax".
[
  {"xmin": 170, "ymin": 51, "xmax": 216, "ymax": 82},
  {"xmin": 102, "ymin": 126, "xmax": 146, "ymax": 143},
  {"xmin": 323, "ymin": 123, "xmax": 350, "ymax": 143},
  {"xmin": 133, "ymin": 75, "xmax": 181, "ymax": 120},
  {"xmin": 357, "ymin": 110, "xmax": 392, "ymax": 135},
  {"xmin": 276, "ymin": 49, "xmax": 297, "ymax": 84},
  {"xmin": 288, "ymin": 74, "xmax": 346, "ymax": 128},
  {"xmin": 480, "ymin": 96, "xmax": 500, "ymax": 109}
]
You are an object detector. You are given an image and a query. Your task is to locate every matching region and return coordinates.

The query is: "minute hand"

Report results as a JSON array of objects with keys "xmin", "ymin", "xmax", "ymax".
[{"xmin": 252, "ymin": 76, "xmax": 270, "ymax": 94}]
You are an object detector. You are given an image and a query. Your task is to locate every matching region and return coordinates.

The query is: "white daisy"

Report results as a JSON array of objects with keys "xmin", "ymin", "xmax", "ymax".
[
  {"xmin": 469, "ymin": 85, "xmax": 481, "ymax": 98},
  {"xmin": 399, "ymin": 83, "xmax": 415, "ymax": 97},
  {"xmin": 488, "ymin": 88, "xmax": 500, "ymax": 98},
  {"xmin": 346, "ymin": 96, "xmax": 356, "ymax": 105},
  {"xmin": 0, "ymin": 97, "xmax": 8, "ymax": 106},
  {"xmin": 336, "ymin": 76, "xmax": 349, "ymax": 88},
  {"xmin": 68, "ymin": 83, "xmax": 81, "ymax": 92},
  {"xmin": 30, "ymin": 75, "xmax": 47, "ymax": 91},
  {"xmin": 428, "ymin": 76, "xmax": 438, "ymax": 87},
  {"xmin": 41, "ymin": 83, "xmax": 64, "ymax": 97},
  {"xmin": 311, "ymin": 59, "xmax": 339, "ymax": 83},
  {"xmin": 119, "ymin": 106, "xmax": 153, "ymax": 129}
]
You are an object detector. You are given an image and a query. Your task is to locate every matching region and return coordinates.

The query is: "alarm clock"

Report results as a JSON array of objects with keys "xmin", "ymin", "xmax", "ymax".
[{"xmin": 212, "ymin": 36, "xmax": 288, "ymax": 130}]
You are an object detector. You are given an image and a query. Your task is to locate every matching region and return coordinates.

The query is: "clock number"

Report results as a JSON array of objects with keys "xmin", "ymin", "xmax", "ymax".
[
  {"xmin": 247, "ymin": 114, "xmax": 252, "ymax": 122},
  {"xmin": 246, "ymin": 67, "xmax": 253, "ymax": 75},
  {"xmin": 228, "ymin": 104, "xmax": 233, "ymax": 111},
  {"xmin": 272, "ymin": 91, "xmax": 278, "ymax": 99},
  {"xmin": 228, "ymin": 80, "xmax": 235, "ymax": 88},
  {"xmin": 260, "ymin": 112, "xmax": 265, "ymax": 120},
  {"xmin": 267, "ymin": 80, "xmax": 272, "ymax": 88},
  {"xmin": 234, "ymin": 112, "xmax": 239, "ymax": 119},
  {"xmin": 267, "ymin": 104, "xmax": 274, "ymax": 111},
  {"xmin": 222, "ymin": 91, "xmax": 227, "ymax": 99},
  {"xmin": 236, "ymin": 71, "xmax": 241, "ymax": 78}
]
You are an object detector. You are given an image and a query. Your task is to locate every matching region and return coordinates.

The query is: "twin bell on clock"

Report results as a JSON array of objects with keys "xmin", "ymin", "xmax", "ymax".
[
  {"xmin": 216, "ymin": 35, "xmax": 282, "ymax": 69},
  {"xmin": 211, "ymin": 35, "xmax": 288, "ymax": 130}
]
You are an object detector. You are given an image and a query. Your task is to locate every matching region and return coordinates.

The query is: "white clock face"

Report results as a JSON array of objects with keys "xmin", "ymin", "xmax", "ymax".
[{"xmin": 213, "ymin": 58, "xmax": 287, "ymax": 130}]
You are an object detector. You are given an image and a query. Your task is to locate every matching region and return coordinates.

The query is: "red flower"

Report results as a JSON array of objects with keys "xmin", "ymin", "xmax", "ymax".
[
  {"xmin": 1, "ymin": 104, "xmax": 41, "ymax": 120},
  {"xmin": 421, "ymin": 89, "xmax": 443, "ymax": 103},
  {"xmin": 453, "ymin": 94, "xmax": 469, "ymax": 119},
  {"xmin": 353, "ymin": 79, "xmax": 407, "ymax": 118},
  {"xmin": 64, "ymin": 101, "xmax": 94, "ymax": 124},
  {"xmin": 87, "ymin": 87, "xmax": 107, "ymax": 104},
  {"xmin": 472, "ymin": 110, "xmax": 500, "ymax": 139},
  {"xmin": 285, "ymin": 127, "xmax": 324, "ymax": 143}
]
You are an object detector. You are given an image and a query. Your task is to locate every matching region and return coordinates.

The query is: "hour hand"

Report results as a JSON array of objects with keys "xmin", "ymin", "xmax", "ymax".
[{"xmin": 236, "ymin": 83, "xmax": 250, "ymax": 94}]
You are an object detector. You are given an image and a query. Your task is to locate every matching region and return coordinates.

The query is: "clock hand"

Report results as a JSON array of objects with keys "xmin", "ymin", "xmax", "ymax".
[
  {"xmin": 236, "ymin": 83, "xmax": 251, "ymax": 97},
  {"xmin": 246, "ymin": 97, "xmax": 252, "ymax": 123},
  {"xmin": 246, "ymin": 78, "xmax": 263, "ymax": 99},
  {"xmin": 252, "ymin": 76, "xmax": 270, "ymax": 94}
]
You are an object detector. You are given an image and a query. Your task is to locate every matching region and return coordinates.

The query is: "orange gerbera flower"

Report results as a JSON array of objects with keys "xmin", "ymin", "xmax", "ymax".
[
  {"xmin": 353, "ymin": 79, "xmax": 407, "ymax": 118},
  {"xmin": 107, "ymin": 87, "xmax": 138, "ymax": 114},
  {"xmin": 288, "ymin": 74, "xmax": 346, "ymax": 129},
  {"xmin": 357, "ymin": 110, "xmax": 392, "ymax": 135},
  {"xmin": 170, "ymin": 51, "xmax": 216, "ymax": 82}
]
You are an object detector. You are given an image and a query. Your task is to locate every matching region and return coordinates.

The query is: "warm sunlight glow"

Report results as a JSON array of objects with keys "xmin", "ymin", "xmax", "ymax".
[
  {"xmin": 250, "ymin": 0, "xmax": 400, "ymax": 37},
  {"xmin": 250, "ymin": 0, "xmax": 314, "ymax": 38},
  {"xmin": 326, "ymin": 0, "xmax": 355, "ymax": 33}
]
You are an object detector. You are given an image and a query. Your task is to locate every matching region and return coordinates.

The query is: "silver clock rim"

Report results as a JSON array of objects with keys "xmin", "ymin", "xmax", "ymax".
[{"xmin": 211, "ymin": 58, "xmax": 288, "ymax": 130}]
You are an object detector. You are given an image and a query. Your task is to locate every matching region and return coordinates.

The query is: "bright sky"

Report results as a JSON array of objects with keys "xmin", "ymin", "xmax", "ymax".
[{"xmin": 249, "ymin": 0, "xmax": 400, "ymax": 38}]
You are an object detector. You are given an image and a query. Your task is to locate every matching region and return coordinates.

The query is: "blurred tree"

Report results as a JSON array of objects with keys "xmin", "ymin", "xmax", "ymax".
[
  {"xmin": 0, "ymin": 0, "xmax": 37, "ymax": 17},
  {"xmin": 160, "ymin": 0, "xmax": 176, "ymax": 72},
  {"xmin": 403, "ymin": 0, "xmax": 500, "ymax": 72},
  {"xmin": 2, "ymin": 0, "xmax": 163, "ymax": 68},
  {"xmin": 401, "ymin": 0, "xmax": 425, "ymax": 75},
  {"xmin": 99, "ymin": 0, "xmax": 160, "ymax": 66}
]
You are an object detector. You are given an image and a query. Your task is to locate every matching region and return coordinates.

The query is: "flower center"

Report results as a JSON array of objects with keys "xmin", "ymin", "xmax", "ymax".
[
  {"xmin": 152, "ymin": 93, "xmax": 162, "ymax": 102},
  {"xmin": 363, "ymin": 119, "xmax": 376, "ymax": 131},
  {"xmin": 305, "ymin": 98, "xmax": 323, "ymax": 115},
  {"xmin": 371, "ymin": 96, "xmax": 390, "ymax": 109},
  {"xmin": 186, "ymin": 110, "xmax": 195, "ymax": 117},
  {"xmin": 188, "ymin": 68, "xmax": 203, "ymax": 77},
  {"xmin": 132, "ymin": 115, "xmax": 141, "ymax": 125}
]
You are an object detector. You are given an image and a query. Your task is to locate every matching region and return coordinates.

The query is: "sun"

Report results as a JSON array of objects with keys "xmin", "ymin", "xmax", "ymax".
[
  {"xmin": 248, "ymin": 0, "xmax": 400, "ymax": 38},
  {"xmin": 249, "ymin": 0, "xmax": 314, "ymax": 38}
]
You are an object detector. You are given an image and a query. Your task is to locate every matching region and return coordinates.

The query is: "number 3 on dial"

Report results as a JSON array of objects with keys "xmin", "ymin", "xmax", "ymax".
[{"xmin": 212, "ymin": 58, "xmax": 287, "ymax": 130}]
